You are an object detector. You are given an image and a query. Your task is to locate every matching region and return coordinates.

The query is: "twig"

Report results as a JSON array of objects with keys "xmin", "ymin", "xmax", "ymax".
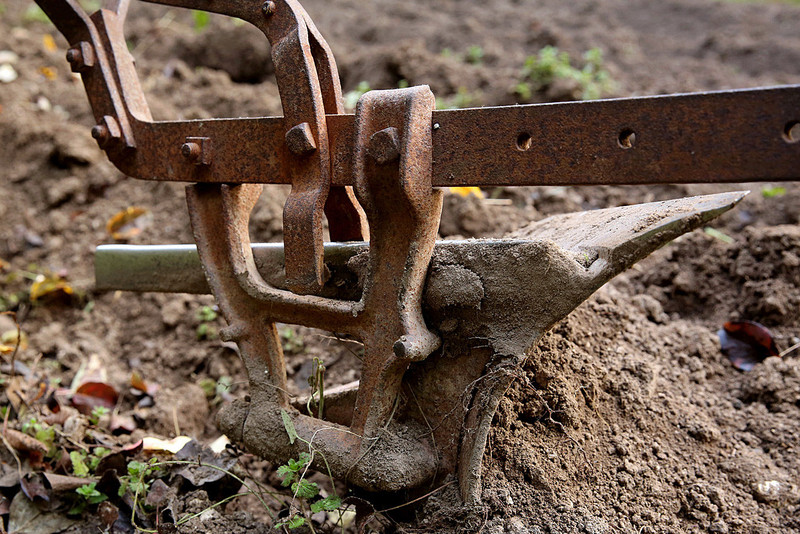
[
  {"xmin": 171, "ymin": 407, "xmax": 181, "ymax": 437},
  {"xmin": 375, "ymin": 480, "xmax": 455, "ymax": 513},
  {"xmin": 780, "ymin": 340, "xmax": 800, "ymax": 358},
  {"xmin": 0, "ymin": 311, "xmax": 21, "ymax": 379}
]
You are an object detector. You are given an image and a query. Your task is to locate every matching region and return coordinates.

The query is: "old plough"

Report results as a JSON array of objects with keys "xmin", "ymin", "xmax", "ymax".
[{"xmin": 36, "ymin": 0, "xmax": 799, "ymax": 504}]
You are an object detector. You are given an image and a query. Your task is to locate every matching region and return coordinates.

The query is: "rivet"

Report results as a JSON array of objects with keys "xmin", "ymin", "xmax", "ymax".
[
  {"xmin": 368, "ymin": 127, "xmax": 401, "ymax": 164},
  {"xmin": 285, "ymin": 122, "xmax": 317, "ymax": 156},
  {"xmin": 262, "ymin": 1, "xmax": 276, "ymax": 16}
]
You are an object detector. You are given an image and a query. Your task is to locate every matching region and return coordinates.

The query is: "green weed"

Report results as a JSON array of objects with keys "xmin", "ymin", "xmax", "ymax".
[
  {"xmin": 280, "ymin": 326, "xmax": 304, "ymax": 354},
  {"xmin": 762, "ymin": 185, "xmax": 787, "ymax": 198},
  {"xmin": 70, "ymin": 482, "xmax": 108, "ymax": 515},
  {"xmin": 277, "ymin": 409, "xmax": 344, "ymax": 531},
  {"xmin": 196, "ymin": 305, "xmax": 219, "ymax": 340},
  {"xmin": 436, "ymin": 87, "xmax": 477, "ymax": 110},
  {"xmin": 192, "ymin": 9, "xmax": 210, "ymax": 32},
  {"xmin": 516, "ymin": 46, "xmax": 613, "ymax": 101},
  {"xmin": 344, "ymin": 81, "xmax": 372, "ymax": 111},
  {"xmin": 88, "ymin": 405, "xmax": 109, "ymax": 426},
  {"xmin": 465, "ymin": 45, "xmax": 484, "ymax": 65}
]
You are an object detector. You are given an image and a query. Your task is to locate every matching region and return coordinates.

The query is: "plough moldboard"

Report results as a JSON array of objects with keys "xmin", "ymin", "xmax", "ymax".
[{"xmin": 36, "ymin": 0, "xmax": 799, "ymax": 505}]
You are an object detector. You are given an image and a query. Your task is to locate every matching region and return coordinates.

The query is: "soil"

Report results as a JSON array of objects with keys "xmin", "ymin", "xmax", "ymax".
[{"xmin": 1, "ymin": 0, "xmax": 799, "ymax": 532}]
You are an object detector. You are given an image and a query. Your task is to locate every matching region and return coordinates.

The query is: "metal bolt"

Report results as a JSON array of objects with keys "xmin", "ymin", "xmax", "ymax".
[
  {"xmin": 393, "ymin": 338, "xmax": 409, "ymax": 358},
  {"xmin": 368, "ymin": 127, "xmax": 401, "ymax": 164},
  {"xmin": 181, "ymin": 142, "xmax": 201, "ymax": 162},
  {"xmin": 65, "ymin": 48, "xmax": 81, "ymax": 65},
  {"xmin": 262, "ymin": 1, "xmax": 276, "ymax": 16},
  {"xmin": 91, "ymin": 115, "xmax": 121, "ymax": 149},
  {"xmin": 181, "ymin": 137, "xmax": 212, "ymax": 165},
  {"xmin": 66, "ymin": 41, "xmax": 95, "ymax": 73},
  {"xmin": 285, "ymin": 122, "xmax": 317, "ymax": 156},
  {"xmin": 91, "ymin": 124, "xmax": 108, "ymax": 144}
]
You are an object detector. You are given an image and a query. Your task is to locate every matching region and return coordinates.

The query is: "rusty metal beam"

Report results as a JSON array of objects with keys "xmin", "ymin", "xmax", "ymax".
[{"xmin": 99, "ymin": 86, "xmax": 800, "ymax": 186}]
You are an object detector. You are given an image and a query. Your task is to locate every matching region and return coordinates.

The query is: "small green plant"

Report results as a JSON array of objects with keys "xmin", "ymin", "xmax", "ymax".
[
  {"xmin": 196, "ymin": 305, "xmax": 219, "ymax": 340},
  {"xmin": 762, "ymin": 185, "xmax": 787, "ymax": 198},
  {"xmin": 121, "ymin": 459, "xmax": 158, "ymax": 498},
  {"xmin": 89, "ymin": 405, "xmax": 109, "ymax": 425},
  {"xmin": 70, "ymin": 482, "xmax": 108, "ymax": 515},
  {"xmin": 277, "ymin": 410, "xmax": 343, "ymax": 531},
  {"xmin": 70, "ymin": 447, "xmax": 111, "ymax": 478},
  {"xmin": 436, "ymin": 87, "xmax": 477, "ymax": 110},
  {"xmin": 516, "ymin": 46, "xmax": 613, "ymax": 101},
  {"xmin": 280, "ymin": 326, "xmax": 304, "ymax": 354},
  {"xmin": 704, "ymin": 226, "xmax": 734, "ymax": 244},
  {"xmin": 276, "ymin": 452, "xmax": 342, "ymax": 531},
  {"xmin": 192, "ymin": 9, "xmax": 210, "ymax": 32},
  {"xmin": 70, "ymin": 450, "xmax": 91, "ymax": 477},
  {"xmin": 22, "ymin": 417, "xmax": 56, "ymax": 456},
  {"xmin": 343, "ymin": 80, "xmax": 372, "ymax": 111},
  {"xmin": 465, "ymin": 45, "xmax": 484, "ymax": 65}
]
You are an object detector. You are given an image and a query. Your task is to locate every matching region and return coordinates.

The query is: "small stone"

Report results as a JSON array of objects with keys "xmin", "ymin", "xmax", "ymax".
[
  {"xmin": 0, "ymin": 51, "xmax": 19, "ymax": 64},
  {"xmin": 752, "ymin": 480, "xmax": 793, "ymax": 504},
  {"xmin": 0, "ymin": 63, "xmax": 17, "ymax": 83},
  {"xmin": 505, "ymin": 516, "xmax": 527, "ymax": 533},
  {"xmin": 556, "ymin": 501, "xmax": 573, "ymax": 513}
]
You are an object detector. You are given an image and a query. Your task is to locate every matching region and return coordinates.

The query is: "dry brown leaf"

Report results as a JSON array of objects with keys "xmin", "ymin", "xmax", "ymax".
[
  {"xmin": 448, "ymin": 186, "xmax": 485, "ymax": 198},
  {"xmin": 130, "ymin": 371, "xmax": 159, "ymax": 396},
  {"xmin": 43, "ymin": 406, "xmax": 78, "ymax": 426},
  {"xmin": 106, "ymin": 207, "xmax": 152, "ymax": 241},
  {"xmin": 0, "ymin": 328, "xmax": 27, "ymax": 355},
  {"xmin": 30, "ymin": 273, "xmax": 74, "ymax": 302},
  {"xmin": 3, "ymin": 428, "xmax": 47, "ymax": 454},
  {"xmin": 44, "ymin": 473, "xmax": 97, "ymax": 492},
  {"xmin": 38, "ymin": 66, "xmax": 57, "ymax": 80},
  {"xmin": 5, "ymin": 376, "xmax": 28, "ymax": 413},
  {"xmin": 42, "ymin": 34, "xmax": 57, "ymax": 53}
]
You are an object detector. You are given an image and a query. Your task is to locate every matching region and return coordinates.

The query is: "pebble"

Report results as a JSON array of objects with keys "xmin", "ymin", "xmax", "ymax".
[
  {"xmin": 0, "ymin": 50, "xmax": 19, "ymax": 64},
  {"xmin": 0, "ymin": 63, "xmax": 18, "ymax": 83}
]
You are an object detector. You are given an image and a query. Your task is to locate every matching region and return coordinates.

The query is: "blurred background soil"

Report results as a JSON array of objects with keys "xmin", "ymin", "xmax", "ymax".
[{"xmin": 1, "ymin": 0, "xmax": 799, "ymax": 532}]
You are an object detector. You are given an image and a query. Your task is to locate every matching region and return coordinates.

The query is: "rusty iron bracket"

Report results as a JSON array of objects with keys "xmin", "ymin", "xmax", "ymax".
[
  {"xmin": 35, "ymin": 0, "xmax": 800, "ymax": 504},
  {"xmin": 185, "ymin": 85, "xmax": 442, "ymax": 492}
]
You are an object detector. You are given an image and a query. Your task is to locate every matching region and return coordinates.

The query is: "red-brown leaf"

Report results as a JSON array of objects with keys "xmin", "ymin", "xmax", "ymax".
[
  {"xmin": 719, "ymin": 320, "xmax": 780, "ymax": 371},
  {"xmin": 70, "ymin": 382, "xmax": 118, "ymax": 414}
]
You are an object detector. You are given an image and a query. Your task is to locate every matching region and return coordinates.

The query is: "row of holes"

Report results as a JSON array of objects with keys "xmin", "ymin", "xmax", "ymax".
[{"xmin": 514, "ymin": 121, "xmax": 800, "ymax": 151}]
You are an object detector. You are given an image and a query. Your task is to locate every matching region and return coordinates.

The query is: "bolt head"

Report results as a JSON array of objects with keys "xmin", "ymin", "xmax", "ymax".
[
  {"xmin": 91, "ymin": 115, "xmax": 121, "ymax": 149},
  {"xmin": 393, "ymin": 338, "xmax": 408, "ymax": 358},
  {"xmin": 262, "ymin": 1, "xmax": 276, "ymax": 16},
  {"xmin": 181, "ymin": 142, "xmax": 201, "ymax": 160},
  {"xmin": 285, "ymin": 122, "xmax": 317, "ymax": 156},
  {"xmin": 368, "ymin": 127, "xmax": 401, "ymax": 164},
  {"xmin": 90, "ymin": 124, "xmax": 108, "ymax": 143},
  {"xmin": 66, "ymin": 48, "xmax": 81, "ymax": 65},
  {"xmin": 66, "ymin": 42, "xmax": 94, "ymax": 73}
]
